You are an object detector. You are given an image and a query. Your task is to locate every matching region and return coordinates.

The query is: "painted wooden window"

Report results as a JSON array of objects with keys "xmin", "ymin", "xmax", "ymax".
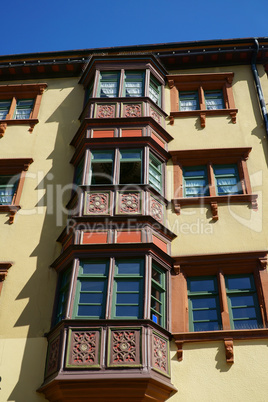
[
  {"xmin": 149, "ymin": 76, "xmax": 162, "ymax": 107},
  {"xmin": 187, "ymin": 275, "xmax": 262, "ymax": 332},
  {"xmin": 187, "ymin": 277, "xmax": 221, "ymax": 332},
  {"xmin": 73, "ymin": 260, "xmax": 109, "ymax": 319},
  {"xmin": 213, "ymin": 165, "xmax": 241, "ymax": 195},
  {"xmin": 183, "ymin": 166, "xmax": 209, "ymax": 197},
  {"xmin": 149, "ymin": 153, "xmax": 163, "ymax": 194},
  {"xmin": 55, "ymin": 267, "xmax": 71, "ymax": 324},
  {"xmin": 225, "ymin": 274, "xmax": 262, "ymax": 330},
  {"xmin": 0, "ymin": 100, "xmax": 11, "ymax": 119},
  {"xmin": 179, "ymin": 91, "xmax": 199, "ymax": 111},
  {"xmin": 98, "ymin": 72, "xmax": 120, "ymax": 98},
  {"xmin": 90, "ymin": 150, "xmax": 114, "ymax": 185},
  {"xmin": 0, "ymin": 175, "xmax": 19, "ymax": 205},
  {"xmin": 151, "ymin": 264, "xmax": 166, "ymax": 327},
  {"xmin": 119, "ymin": 149, "xmax": 142, "ymax": 184},
  {"xmin": 124, "ymin": 72, "xmax": 144, "ymax": 97},
  {"xmin": 14, "ymin": 99, "xmax": 34, "ymax": 119},
  {"xmin": 204, "ymin": 90, "xmax": 224, "ymax": 110}
]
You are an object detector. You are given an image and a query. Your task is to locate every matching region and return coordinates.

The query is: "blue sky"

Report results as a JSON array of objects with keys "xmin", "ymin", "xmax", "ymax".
[{"xmin": 3, "ymin": 0, "xmax": 268, "ymax": 56}]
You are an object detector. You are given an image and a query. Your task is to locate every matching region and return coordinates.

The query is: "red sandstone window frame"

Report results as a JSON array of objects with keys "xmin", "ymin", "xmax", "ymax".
[
  {"xmin": 167, "ymin": 72, "xmax": 238, "ymax": 127},
  {"xmin": 170, "ymin": 147, "xmax": 257, "ymax": 220},
  {"xmin": 0, "ymin": 158, "xmax": 33, "ymax": 223},
  {"xmin": 0, "ymin": 83, "xmax": 47, "ymax": 136},
  {"xmin": 171, "ymin": 251, "xmax": 268, "ymax": 362}
]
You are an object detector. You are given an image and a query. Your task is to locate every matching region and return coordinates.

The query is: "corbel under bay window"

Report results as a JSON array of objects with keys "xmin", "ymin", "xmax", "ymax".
[
  {"xmin": 167, "ymin": 72, "xmax": 237, "ymax": 127},
  {"xmin": 170, "ymin": 147, "xmax": 257, "ymax": 220},
  {"xmin": 0, "ymin": 83, "xmax": 47, "ymax": 136}
]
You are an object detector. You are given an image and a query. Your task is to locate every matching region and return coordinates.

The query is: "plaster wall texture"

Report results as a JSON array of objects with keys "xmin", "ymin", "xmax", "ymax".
[
  {"xmin": 169, "ymin": 340, "xmax": 268, "ymax": 402},
  {"xmin": 0, "ymin": 78, "xmax": 83, "ymax": 399}
]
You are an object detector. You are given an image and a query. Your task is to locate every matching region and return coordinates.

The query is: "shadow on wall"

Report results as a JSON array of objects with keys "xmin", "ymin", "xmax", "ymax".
[{"xmin": 8, "ymin": 81, "xmax": 83, "ymax": 401}]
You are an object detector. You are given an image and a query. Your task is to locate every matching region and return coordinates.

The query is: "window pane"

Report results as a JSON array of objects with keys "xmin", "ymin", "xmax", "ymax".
[
  {"xmin": 120, "ymin": 150, "xmax": 142, "ymax": 160},
  {"xmin": 125, "ymin": 72, "xmax": 144, "ymax": 97},
  {"xmin": 78, "ymin": 305, "xmax": 103, "ymax": 317},
  {"xmin": 214, "ymin": 165, "xmax": 241, "ymax": 195},
  {"xmin": 82, "ymin": 261, "xmax": 108, "ymax": 275},
  {"xmin": 15, "ymin": 99, "xmax": 34, "ymax": 119},
  {"xmin": 183, "ymin": 167, "xmax": 208, "ymax": 197},
  {"xmin": 226, "ymin": 276, "xmax": 252, "ymax": 290},
  {"xmin": 205, "ymin": 91, "xmax": 224, "ymax": 110},
  {"xmin": 91, "ymin": 151, "xmax": 114, "ymax": 185},
  {"xmin": 115, "ymin": 305, "xmax": 140, "ymax": 317},
  {"xmin": 81, "ymin": 280, "xmax": 105, "ymax": 292},
  {"xmin": 117, "ymin": 281, "xmax": 140, "ymax": 292},
  {"xmin": 232, "ymin": 307, "xmax": 257, "ymax": 319},
  {"xmin": 193, "ymin": 309, "xmax": 218, "ymax": 321},
  {"xmin": 233, "ymin": 319, "xmax": 259, "ymax": 330},
  {"xmin": 191, "ymin": 297, "xmax": 217, "ymax": 309},
  {"xmin": 188, "ymin": 278, "xmax": 216, "ymax": 293},
  {"xmin": 149, "ymin": 77, "xmax": 161, "ymax": 106},
  {"xmin": 194, "ymin": 322, "xmax": 221, "ymax": 331},
  {"xmin": 117, "ymin": 261, "xmax": 142, "ymax": 275},
  {"xmin": 0, "ymin": 100, "xmax": 11, "ymax": 119},
  {"xmin": 117, "ymin": 293, "xmax": 140, "ymax": 304},
  {"xmin": 229, "ymin": 295, "xmax": 254, "ymax": 306},
  {"xmin": 79, "ymin": 293, "xmax": 103, "ymax": 303},
  {"xmin": 0, "ymin": 176, "xmax": 18, "ymax": 205},
  {"xmin": 99, "ymin": 73, "xmax": 119, "ymax": 98}
]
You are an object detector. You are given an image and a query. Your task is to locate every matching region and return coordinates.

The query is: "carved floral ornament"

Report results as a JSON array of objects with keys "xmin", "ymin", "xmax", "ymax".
[
  {"xmin": 110, "ymin": 330, "xmax": 140, "ymax": 366},
  {"xmin": 124, "ymin": 104, "xmax": 142, "ymax": 118},
  {"xmin": 67, "ymin": 330, "xmax": 100, "ymax": 367},
  {"xmin": 96, "ymin": 104, "xmax": 116, "ymax": 118},
  {"xmin": 86, "ymin": 192, "xmax": 109, "ymax": 214}
]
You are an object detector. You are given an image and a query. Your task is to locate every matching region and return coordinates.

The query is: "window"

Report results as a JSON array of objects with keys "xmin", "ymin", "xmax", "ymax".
[
  {"xmin": 168, "ymin": 72, "xmax": 237, "ymax": 127},
  {"xmin": 172, "ymin": 251, "xmax": 268, "ymax": 356},
  {"xmin": 0, "ymin": 175, "xmax": 19, "ymax": 205},
  {"xmin": 55, "ymin": 257, "xmax": 169, "ymax": 328},
  {"xmin": 14, "ymin": 99, "xmax": 34, "ymax": 119},
  {"xmin": 91, "ymin": 68, "xmax": 162, "ymax": 106},
  {"xmin": 188, "ymin": 274, "xmax": 262, "ymax": 332},
  {"xmin": 85, "ymin": 147, "xmax": 163, "ymax": 194},
  {"xmin": 0, "ymin": 158, "xmax": 33, "ymax": 223},
  {"xmin": 151, "ymin": 264, "xmax": 166, "ymax": 326},
  {"xmin": 171, "ymin": 148, "xmax": 257, "ymax": 220},
  {"xmin": 0, "ymin": 83, "xmax": 47, "ymax": 135}
]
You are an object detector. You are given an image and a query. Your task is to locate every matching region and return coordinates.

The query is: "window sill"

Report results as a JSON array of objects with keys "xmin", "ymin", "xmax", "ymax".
[
  {"xmin": 169, "ymin": 108, "xmax": 238, "ymax": 127},
  {"xmin": 172, "ymin": 194, "xmax": 258, "ymax": 220},
  {"xmin": 173, "ymin": 328, "xmax": 268, "ymax": 363},
  {"xmin": 0, "ymin": 205, "xmax": 21, "ymax": 223},
  {"xmin": 0, "ymin": 118, "xmax": 39, "ymax": 136}
]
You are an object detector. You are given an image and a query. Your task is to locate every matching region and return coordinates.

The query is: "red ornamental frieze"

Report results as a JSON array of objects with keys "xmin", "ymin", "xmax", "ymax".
[
  {"xmin": 124, "ymin": 104, "xmax": 142, "ymax": 118},
  {"xmin": 46, "ymin": 335, "xmax": 60, "ymax": 377},
  {"xmin": 150, "ymin": 198, "xmax": 163, "ymax": 223},
  {"xmin": 119, "ymin": 193, "xmax": 140, "ymax": 213},
  {"xmin": 111, "ymin": 330, "xmax": 139, "ymax": 365},
  {"xmin": 150, "ymin": 107, "xmax": 161, "ymax": 124},
  {"xmin": 86, "ymin": 193, "xmax": 109, "ymax": 214},
  {"xmin": 70, "ymin": 331, "xmax": 98, "ymax": 366},
  {"xmin": 97, "ymin": 104, "xmax": 116, "ymax": 118},
  {"xmin": 152, "ymin": 333, "xmax": 168, "ymax": 375}
]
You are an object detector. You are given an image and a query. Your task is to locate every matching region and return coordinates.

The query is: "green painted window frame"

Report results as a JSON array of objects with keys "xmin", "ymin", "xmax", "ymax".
[
  {"xmin": 149, "ymin": 152, "xmax": 163, "ymax": 194},
  {"xmin": 204, "ymin": 90, "xmax": 224, "ymax": 110},
  {"xmin": 98, "ymin": 72, "xmax": 120, "ymax": 98},
  {"xmin": 89, "ymin": 150, "xmax": 115, "ymax": 185},
  {"xmin": 0, "ymin": 100, "xmax": 12, "ymax": 120},
  {"xmin": 179, "ymin": 91, "xmax": 199, "ymax": 111},
  {"xmin": 187, "ymin": 276, "xmax": 222, "ymax": 332},
  {"xmin": 183, "ymin": 166, "xmax": 209, "ymax": 198},
  {"xmin": 0, "ymin": 175, "xmax": 19, "ymax": 205},
  {"xmin": 111, "ymin": 258, "xmax": 144, "ymax": 319},
  {"xmin": 213, "ymin": 164, "xmax": 241, "ymax": 196},
  {"xmin": 149, "ymin": 75, "xmax": 162, "ymax": 107},
  {"xmin": 14, "ymin": 99, "xmax": 34, "ymax": 120},
  {"xmin": 151, "ymin": 264, "xmax": 166, "ymax": 328},
  {"xmin": 123, "ymin": 71, "xmax": 145, "ymax": 98},
  {"xmin": 119, "ymin": 149, "xmax": 143, "ymax": 185},
  {"xmin": 55, "ymin": 267, "xmax": 72, "ymax": 324},
  {"xmin": 225, "ymin": 274, "xmax": 262, "ymax": 330},
  {"xmin": 73, "ymin": 260, "xmax": 109, "ymax": 319}
]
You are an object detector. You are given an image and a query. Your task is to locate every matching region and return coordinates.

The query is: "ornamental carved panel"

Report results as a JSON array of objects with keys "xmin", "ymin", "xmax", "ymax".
[
  {"xmin": 96, "ymin": 104, "xmax": 116, "ymax": 118},
  {"xmin": 150, "ymin": 196, "xmax": 164, "ymax": 223},
  {"xmin": 45, "ymin": 335, "xmax": 60, "ymax": 378},
  {"xmin": 109, "ymin": 329, "xmax": 141, "ymax": 366},
  {"xmin": 118, "ymin": 192, "xmax": 141, "ymax": 214},
  {"xmin": 123, "ymin": 104, "xmax": 142, "ymax": 118},
  {"xmin": 149, "ymin": 107, "xmax": 161, "ymax": 124},
  {"xmin": 66, "ymin": 330, "xmax": 100, "ymax": 368},
  {"xmin": 85, "ymin": 192, "xmax": 110, "ymax": 215},
  {"xmin": 152, "ymin": 332, "xmax": 169, "ymax": 376}
]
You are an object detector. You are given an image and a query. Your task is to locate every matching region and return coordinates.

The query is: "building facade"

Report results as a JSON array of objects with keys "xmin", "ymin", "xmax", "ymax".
[{"xmin": 0, "ymin": 38, "xmax": 268, "ymax": 401}]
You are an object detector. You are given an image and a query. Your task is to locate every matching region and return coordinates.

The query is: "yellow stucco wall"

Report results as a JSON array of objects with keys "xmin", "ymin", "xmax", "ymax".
[
  {"xmin": 169, "ymin": 340, "xmax": 268, "ymax": 402},
  {"xmin": 0, "ymin": 77, "xmax": 83, "ymax": 401}
]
